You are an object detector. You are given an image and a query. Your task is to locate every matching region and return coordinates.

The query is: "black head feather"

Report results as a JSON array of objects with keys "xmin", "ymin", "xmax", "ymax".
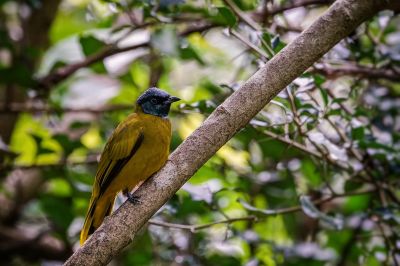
[{"xmin": 136, "ymin": 87, "xmax": 180, "ymax": 117}]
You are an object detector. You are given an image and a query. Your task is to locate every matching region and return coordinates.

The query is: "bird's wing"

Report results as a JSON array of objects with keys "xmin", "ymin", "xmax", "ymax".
[{"xmin": 93, "ymin": 114, "xmax": 144, "ymax": 197}]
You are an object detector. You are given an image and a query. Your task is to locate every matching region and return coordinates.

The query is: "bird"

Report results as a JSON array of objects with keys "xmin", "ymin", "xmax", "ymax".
[{"xmin": 80, "ymin": 87, "xmax": 180, "ymax": 245}]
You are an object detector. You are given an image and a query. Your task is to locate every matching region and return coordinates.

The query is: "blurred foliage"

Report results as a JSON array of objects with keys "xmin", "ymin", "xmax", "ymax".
[{"xmin": 0, "ymin": 0, "xmax": 399, "ymax": 265}]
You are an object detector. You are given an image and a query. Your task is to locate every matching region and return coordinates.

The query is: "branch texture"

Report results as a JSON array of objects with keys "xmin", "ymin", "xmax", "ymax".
[
  {"xmin": 65, "ymin": 0, "xmax": 393, "ymax": 265},
  {"xmin": 312, "ymin": 64, "xmax": 400, "ymax": 81}
]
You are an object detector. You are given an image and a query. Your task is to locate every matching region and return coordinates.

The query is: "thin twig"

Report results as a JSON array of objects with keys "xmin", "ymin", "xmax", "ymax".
[
  {"xmin": 230, "ymin": 29, "xmax": 269, "ymax": 60},
  {"xmin": 148, "ymin": 216, "xmax": 257, "ymax": 233},
  {"xmin": 0, "ymin": 103, "xmax": 134, "ymax": 114},
  {"xmin": 223, "ymin": 0, "xmax": 276, "ymax": 58},
  {"xmin": 311, "ymin": 64, "xmax": 400, "ymax": 81},
  {"xmin": 239, "ymin": 188, "xmax": 376, "ymax": 216},
  {"xmin": 251, "ymin": 124, "xmax": 323, "ymax": 159},
  {"xmin": 0, "ymin": 156, "xmax": 99, "ymax": 171},
  {"xmin": 37, "ymin": 23, "xmax": 217, "ymax": 89},
  {"xmin": 269, "ymin": 0, "xmax": 334, "ymax": 16},
  {"xmin": 223, "ymin": 0, "xmax": 260, "ymax": 31}
]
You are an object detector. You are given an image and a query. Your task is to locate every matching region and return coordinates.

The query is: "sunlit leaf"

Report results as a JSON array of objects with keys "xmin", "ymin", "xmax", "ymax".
[{"xmin": 47, "ymin": 178, "xmax": 72, "ymax": 197}]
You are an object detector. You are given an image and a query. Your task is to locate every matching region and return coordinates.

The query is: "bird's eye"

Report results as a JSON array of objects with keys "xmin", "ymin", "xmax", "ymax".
[{"xmin": 150, "ymin": 98, "xmax": 158, "ymax": 104}]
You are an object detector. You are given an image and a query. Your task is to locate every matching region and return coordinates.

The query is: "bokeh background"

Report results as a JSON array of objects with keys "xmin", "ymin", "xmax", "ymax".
[{"xmin": 0, "ymin": 0, "xmax": 399, "ymax": 265}]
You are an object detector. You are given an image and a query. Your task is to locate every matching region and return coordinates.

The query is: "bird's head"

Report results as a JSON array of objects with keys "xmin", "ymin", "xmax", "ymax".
[{"xmin": 136, "ymin": 87, "xmax": 180, "ymax": 118}]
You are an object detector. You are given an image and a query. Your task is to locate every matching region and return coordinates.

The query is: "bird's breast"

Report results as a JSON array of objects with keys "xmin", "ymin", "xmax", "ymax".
[
  {"xmin": 117, "ymin": 115, "xmax": 172, "ymax": 191},
  {"xmin": 141, "ymin": 115, "xmax": 172, "ymax": 148}
]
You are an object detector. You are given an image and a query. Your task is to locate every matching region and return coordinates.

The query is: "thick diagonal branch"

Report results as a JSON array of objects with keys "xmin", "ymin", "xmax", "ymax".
[{"xmin": 65, "ymin": 0, "xmax": 394, "ymax": 265}]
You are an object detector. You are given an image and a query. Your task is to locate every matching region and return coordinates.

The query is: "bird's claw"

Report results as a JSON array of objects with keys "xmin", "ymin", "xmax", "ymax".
[{"xmin": 125, "ymin": 191, "xmax": 141, "ymax": 204}]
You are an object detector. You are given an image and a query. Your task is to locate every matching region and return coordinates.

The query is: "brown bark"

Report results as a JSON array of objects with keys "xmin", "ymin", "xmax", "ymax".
[{"xmin": 65, "ymin": 0, "xmax": 395, "ymax": 265}]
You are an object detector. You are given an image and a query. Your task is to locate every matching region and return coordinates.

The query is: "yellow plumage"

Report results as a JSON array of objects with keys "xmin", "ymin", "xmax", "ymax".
[{"xmin": 80, "ymin": 105, "xmax": 172, "ymax": 245}]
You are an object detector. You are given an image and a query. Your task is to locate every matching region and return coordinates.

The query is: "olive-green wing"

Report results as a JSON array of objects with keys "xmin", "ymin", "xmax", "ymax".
[{"xmin": 93, "ymin": 114, "xmax": 144, "ymax": 197}]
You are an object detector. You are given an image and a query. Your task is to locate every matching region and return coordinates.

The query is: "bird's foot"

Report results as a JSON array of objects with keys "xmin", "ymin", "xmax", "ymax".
[{"xmin": 123, "ymin": 189, "xmax": 141, "ymax": 204}]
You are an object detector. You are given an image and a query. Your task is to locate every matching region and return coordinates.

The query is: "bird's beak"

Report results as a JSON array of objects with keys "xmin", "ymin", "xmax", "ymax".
[{"xmin": 167, "ymin": 96, "xmax": 181, "ymax": 103}]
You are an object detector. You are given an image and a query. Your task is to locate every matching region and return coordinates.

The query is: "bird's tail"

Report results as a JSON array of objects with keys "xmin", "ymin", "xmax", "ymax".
[{"xmin": 80, "ymin": 194, "xmax": 116, "ymax": 245}]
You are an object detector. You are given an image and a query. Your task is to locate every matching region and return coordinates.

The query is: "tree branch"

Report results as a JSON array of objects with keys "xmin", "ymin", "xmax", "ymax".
[
  {"xmin": 148, "ymin": 216, "xmax": 257, "ymax": 233},
  {"xmin": 0, "ymin": 103, "xmax": 134, "ymax": 114},
  {"xmin": 239, "ymin": 188, "xmax": 375, "ymax": 216},
  {"xmin": 37, "ymin": 23, "xmax": 216, "ymax": 90},
  {"xmin": 312, "ymin": 63, "xmax": 400, "ymax": 81},
  {"xmin": 224, "ymin": 0, "xmax": 261, "ymax": 31},
  {"xmin": 65, "ymin": 1, "xmax": 394, "ymax": 265},
  {"xmin": 0, "ymin": 155, "xmax": 99, "ymax": 172},
  {"xmin": 269, "ymin": 0, "xmax": 335, "ymax": 16}
]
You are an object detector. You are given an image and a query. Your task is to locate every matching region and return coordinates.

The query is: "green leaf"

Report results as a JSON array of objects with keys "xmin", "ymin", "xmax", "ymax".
[
  {"xmin": 319, "ymin": 87, "xmax": 329, "ymax": 106},
  {"xmin": 351, "ymin": 127, "xmax": 365, "ymax": 141},
  {"xmin": 272, "ymin": 39, "xmax": 286, "ymax": 53},
  {"xmin": 40, "ymin": 195, "xmax": 74, "ymax": 231},
  {"xmin": 343, "ymin": 194, "xmax": 370, "ymax": 214},
  {"xmin": 344, "ymin": 180, "xmax": 363, "ymax": 192},
  {"xmin": 129, "ymin": 60, "xmax": 150, "ymax": 90},
  {"xmin": 326, "ymin": 230, "xmax": 352, "ymax": 252},
  {"xmin": 216, "ymin": 7, "xmax": 237, "ymax": 27},
  {"xmin": 180, "ymin": 45, "xmax": 205, "ymax": 65},
  {"xmin": 50, "ymin": 10, "xmax": 98, "ymax": 43},
  {"xmin": 262, "ymin": 32, "xmax": 271, "ymax": 45},
  {"xmin": 79, "ymin": 34, "xmax": 108, "ymax": 73},
  {"xmin": 301, "ymin": 160, "xmax": 321, "ymax": 187},
  {"xmin": 30, "ymin": 133, "xmax": 55, "ymax": 156},
  {"xmin": 332, "ymin": 97, "xmax": 348, "ymax": 104},
  {"xmin": 53, "ymin": 133, "xmax": 83, "ymax": 157},
  {"xmin": 69, "ymin": 121, "xmax": 91, "ymax": 129},
  {"xmin": 47, "ymin": 178, "xmax": 72, "ymax": 197},
  {"xmin": 327, "ymin": 109, "xmax": 343, "ymax": 116},
  {"xmin": 0, "ymin": 64, "xmax": 35, "ymax": 87},
  {"xmin": 359, "ymin": 140, "xmax": 396, "ymax": 152},
  {"xmin": 79, "ymin": 34, "xmax": 106, "ymax": 56},
  {"xmin": 207, "ymin": 255, "xmax": 241, "ymax": 266},
  {"xmin": 124, "ymin": 231, "xmax": 153, "ymax": 265},
  {"xmin": 313, "ymin": 74, "xmax": 326, "ymax": 86}
]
